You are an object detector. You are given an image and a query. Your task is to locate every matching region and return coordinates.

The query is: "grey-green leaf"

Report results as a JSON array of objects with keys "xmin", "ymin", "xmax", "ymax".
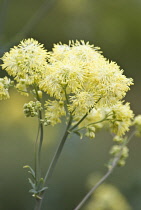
[{"xmin": 28, "ymin": 178, "xmax": 35, "ymax": 189}]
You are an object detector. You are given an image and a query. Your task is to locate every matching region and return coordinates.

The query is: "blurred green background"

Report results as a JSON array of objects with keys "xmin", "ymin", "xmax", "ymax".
[{"xmin": 1, "ymin": 0, "xmax": 141, "ymax": 209}]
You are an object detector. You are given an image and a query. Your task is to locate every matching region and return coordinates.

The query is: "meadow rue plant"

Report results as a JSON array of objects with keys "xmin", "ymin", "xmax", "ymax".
[{"xmin": 0, "ymin": 38, "xmax": 140, "ymax": 210}]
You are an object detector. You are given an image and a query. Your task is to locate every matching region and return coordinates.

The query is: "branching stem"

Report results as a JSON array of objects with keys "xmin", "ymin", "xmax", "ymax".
[{"xmin": 35, "ymin": 115, "xmax": 73, "ymax": 210}]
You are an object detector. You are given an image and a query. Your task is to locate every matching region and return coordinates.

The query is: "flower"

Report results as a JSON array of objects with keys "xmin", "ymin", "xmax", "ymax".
[
  {"xmin": 44, "ymin": 100, "xmax": 66, "ymax": 126},
  {"xmin": 77, "ymin": 102, "xmax": 133, "ymax": 138},
  {"xmin": 133, "ymin": 115, "xmax": 141, "ymax": 125},
  {"xmin": 40, "ymin": 40, "xmax": 133, "ymax": 136},
  {"xmin": 40, "ymin": 41, "xmax": 133, "ymax": 108},
  {"xmin": 133, "ymin": 115, "xmax": 141, "ymax": 136},
  {"xmin": 0, "ymin": 77, "xmax": 11, "ymax": 100},
  {"xmin": 109, "ymin": 144, "xmax": 129, "ymax": 167},
  {"xmin": 1, "ymin": 39, "xmax": 134, "ymax": 136},
  {"xmin": 1, "ymin": 38, "xmax": 48, "ymax": 88},
  {"xmin": 108, "ymin": 102, "xmax": 134, "ymax": 136}
]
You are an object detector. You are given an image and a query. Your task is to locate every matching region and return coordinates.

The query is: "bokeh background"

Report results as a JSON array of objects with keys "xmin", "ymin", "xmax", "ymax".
[{"xmin": 0, "ymin": 0, "xmax": 141, "ymax": 209}]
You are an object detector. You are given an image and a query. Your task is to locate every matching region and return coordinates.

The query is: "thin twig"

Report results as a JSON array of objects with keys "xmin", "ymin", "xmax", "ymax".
[
  {"xmin": 34, "ymin": 86, "xmax": 44, "ymax": 178},
  {"xmin": 69, "ymin": 108, "xmax": 93, "ymax": 132},
  {"xmin": 38, "ymin": 110, "xmax": 44, "ymax": 177},
  {"xmin": 73, "ymin": 156, "xmax": 119, "ymax": 210},
  {"xmin": 73, "ymin": 117, "xmax": 110, "ymax": 133},
  {"xmin": 69, "ymin": 97, "xmax": 102, "ymax": 132},
  {"xmin": 35, "ymin": 123, "xmax": 40, "ymax": 182},
  {"xmin": 73, "ymin": 130, "xmax": 135, "ymax": 210}
]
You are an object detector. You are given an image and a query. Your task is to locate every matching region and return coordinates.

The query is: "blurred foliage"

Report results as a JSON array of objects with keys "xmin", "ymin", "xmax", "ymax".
[{"xmin": 1, "ymin": 0, "xmax": 141, "ymax": 209}]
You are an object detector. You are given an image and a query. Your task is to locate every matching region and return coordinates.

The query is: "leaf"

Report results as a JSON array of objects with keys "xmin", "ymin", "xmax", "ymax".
[
  {"xmin": 29, "ymin": 189, "xmax": 38, "ymax": 194},
  {"xmin": 28, "ymin": 178, "xmax": 35, "ymax": 189},
  {"xmin": 37, "ymin": 187, "xmax": 48, "ymax": 193},
  {"xmin": 28, "ymin": 171, "xmax": 36, "ymax": 180},
  {"xmin": 23, "ymin": 165, "xmax": 35, "ymax": 179}
]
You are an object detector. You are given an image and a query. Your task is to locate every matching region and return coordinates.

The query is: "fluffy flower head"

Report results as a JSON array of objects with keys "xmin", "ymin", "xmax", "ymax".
[
  {"xmin": 107, "ymin": 102, "xmax": 134, "ymax": 136},
  {"xmin": 133, "ymin": 115, "xmax": 141, "ymax": 136},
  {"xmin": 1, "ymin": 38, "xmax": 48, "ymax": 87},
  {"xmin": 40, "ymin": 40, "xmax": 133, "ymax": 107},
  {"xmin": 44, "ymin": 100, "xmax": 66, "ymax": 126},
  {"xmin": 0, "ymin": 77, "xmax": 11, "ymax": 100}
]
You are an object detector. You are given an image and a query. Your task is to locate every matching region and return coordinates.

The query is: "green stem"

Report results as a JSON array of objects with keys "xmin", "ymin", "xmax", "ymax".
[
  {"xmin": 38, "ymin": 110, "xmax": 44, "ymax": 177},
  {"xmin": 34, "ymin": 87, "xmax": 44, "ymax": 210},
  {"xmin": 73, "ymin": 130, "xmax": 135, "ymax": 210},
  {"xmin": 69, "ymin": 108, "xmax": 93, "ymax": 132},
  {"xmin": 33, "ymin": 114, "xmax": 44, "ymax": 210},
  {"xmin": 34, "ymin": 198, "xmax": 42, "ymax": 210},
  {"xmin": 35, "ymin": 123, "xmax": 40, "ymax": 182},
  {"xmin": 73, "ymin": 159, "xmax": 118, "ymax": 210},
  {"xmin": 34, "ymin": 86, "xmax": 44, "ymax": 178},
  {"xmin": 44, "ymin": 115, "xmax": 73, "ymax": 184},
  {"xmin": 36, "ymin": 116, "xmax": 73, "ymax": 210},
  {"xmin": 73, "ymin": 117, "xmax": 110, "ymax": 133},
  {"xmin": 70, "ymin": 113, "xmax": 89, "ymax": 131}
]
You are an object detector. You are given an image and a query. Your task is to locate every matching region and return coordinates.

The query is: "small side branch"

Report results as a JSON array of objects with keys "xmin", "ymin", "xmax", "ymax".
[
  {"xmin": 73, "ymin": 156, "xmax": 119, "ymax": 210},
  {"xmin": 73, "ymin": 130, "xmax": 135, "ymax": 210}
]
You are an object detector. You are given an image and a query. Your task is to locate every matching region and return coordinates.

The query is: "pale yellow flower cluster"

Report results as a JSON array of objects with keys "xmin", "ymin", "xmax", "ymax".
[
  {"xmin": 39, "ymin": 41, "xmax": 133, "ymax": 133},
  {"xmin": 108, "ymin": 102, "xmax": 134, "ymax": 136},
  {"xmin": 1, "ymin": 39, "xmax": 134, "ymax": 136},
  {"xmin": 79, "ymin": 102, "xmax": 133, "ymax": 137},
  {"xmin": 133, "ymin": 115, "xmax": 141, "ymax": 136},
  {"xmin": 0, "ymin": 77, "xmax": 11, "ymax": 100},
  {"xmin": 40, "ymin": 41, "xmax": 133, "ymax": 106},
  {"xmin": 1, "ymin": 39, "xmax": 48, "ymax": 94},
  {"xmin": 110, "ymin": 145, "xmax": 129, "ymax": 166},
  {"xmin": 44, "ymin": 100, "xmax": 66, "ymax": 126}
]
